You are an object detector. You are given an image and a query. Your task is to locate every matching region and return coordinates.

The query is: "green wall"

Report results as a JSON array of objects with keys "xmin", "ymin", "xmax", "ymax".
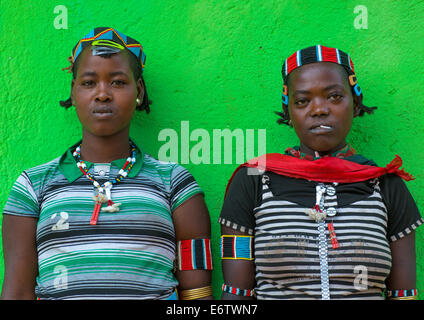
[{"xmin": 1, "ymin": 0, "xmax": 423, "ymax": 298}]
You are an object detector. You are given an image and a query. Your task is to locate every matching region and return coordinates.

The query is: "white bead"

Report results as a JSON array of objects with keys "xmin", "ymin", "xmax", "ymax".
[
  {"xmin": 121, "ymin": 171, "xmax": 128, "ymax": 177},
  {"xmin": 93, "ymin": 181, "xmax": 100, "ymax": 187},
  {"xmin": 98, "ymin": 187, "xmax": 104, "ymax": 193},
  {"xmin": 119, "ymin": 169, "xmax": 125, "ymax": 175}
]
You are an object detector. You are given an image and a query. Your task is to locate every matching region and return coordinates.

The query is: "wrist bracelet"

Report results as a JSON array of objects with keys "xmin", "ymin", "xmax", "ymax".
[
  {"xmin": 389, "ymin": 296, "xmax": 418, "ymax": 300},
  {"xmin": 222, "ymin": 284, "xmax": 255, "ymax": 297},
  {"xmin": 386, "ymin": 289, "xmax": 418, "ymax": 300},
  {"xmin": 179, "ymin": 286, "xmax": 212, "ymax": 300}
]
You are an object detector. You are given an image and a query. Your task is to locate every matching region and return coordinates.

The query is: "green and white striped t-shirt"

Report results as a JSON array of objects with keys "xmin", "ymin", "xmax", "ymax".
[{"xmin": 3, "ymin": 141, "xmax": 203, "ymax": 299}]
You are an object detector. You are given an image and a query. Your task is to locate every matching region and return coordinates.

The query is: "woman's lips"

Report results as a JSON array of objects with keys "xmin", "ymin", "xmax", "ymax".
[
  {"xmin": 92, "ymin": 106, "xmax": 114, "ymax": 118},
  {"xmin": 309, "ymin": 124, "xmax": 333, "ymax": 134}
]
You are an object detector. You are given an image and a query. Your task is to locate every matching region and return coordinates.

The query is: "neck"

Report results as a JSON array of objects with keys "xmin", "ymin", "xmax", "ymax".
[
  {"xmin": 299, "ymin": 142, "xmax": 347, "ymax": 158},
  {"xmin": 80, "ymin": 129, "xmax": 131, "ymax": 163}
]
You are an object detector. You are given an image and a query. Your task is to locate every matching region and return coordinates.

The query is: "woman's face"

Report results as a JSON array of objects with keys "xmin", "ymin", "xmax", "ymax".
[
  {"xmin": 287, "ymin": 62, "xmax": 359, "ymax": 155},
  {"xmin": 71, "ymin": 48, "xmax": 143, "ymax": 138}
]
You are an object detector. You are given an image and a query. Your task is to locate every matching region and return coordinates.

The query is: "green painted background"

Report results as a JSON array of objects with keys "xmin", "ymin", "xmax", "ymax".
[{"xmin": 1, "ymin": 0, "xmax": 423, "ymax": 299}]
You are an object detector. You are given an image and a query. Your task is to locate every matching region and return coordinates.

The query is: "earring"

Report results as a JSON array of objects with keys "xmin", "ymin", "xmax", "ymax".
[{"xmin": 136, "ymin": 98, "xmax": 142, "ymax": 106}]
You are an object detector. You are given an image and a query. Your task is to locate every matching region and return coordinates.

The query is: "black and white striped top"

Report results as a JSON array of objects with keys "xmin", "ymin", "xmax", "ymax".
[{"xmin": 220, "ymin": 158, "xmax": 423, "ymax": 300}]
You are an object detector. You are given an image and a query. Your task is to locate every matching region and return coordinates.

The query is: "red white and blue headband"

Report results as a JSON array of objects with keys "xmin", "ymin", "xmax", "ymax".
[{"xmin": 281, "ymin": 45, "xmax": 362, "ymax": 105}]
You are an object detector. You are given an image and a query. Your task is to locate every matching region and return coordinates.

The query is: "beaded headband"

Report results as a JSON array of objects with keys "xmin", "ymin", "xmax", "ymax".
[
  {"xmin": 71, "ymin": 27, "xmax": 146, "ymax": 71},
  {"xmin": 281, "ymin": 45, "xmax": 362, "ymax": 105}
]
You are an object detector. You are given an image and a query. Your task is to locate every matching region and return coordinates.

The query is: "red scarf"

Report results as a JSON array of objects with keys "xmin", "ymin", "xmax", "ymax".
[{"xmin": 225, "ymin": 153, "xmax": 414, "ymax": 196}]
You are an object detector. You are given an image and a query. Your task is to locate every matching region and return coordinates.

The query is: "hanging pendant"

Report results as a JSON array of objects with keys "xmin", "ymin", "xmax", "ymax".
[
  {"xmin": 328, "ymin": 222, "xmax": 339, "ymax": 249},
  {"xmin": 101, "ymin": 184, "xmax": 121, "ymax": 213},
  {"xmin": 74, "ymin": 142, "xmax": 137, "ymax": 225},
  {"xmin": 306, "ymin": 205, "xmax": 327, "ymax": 222},
  {"xmin": 101, "ymin": 201, "xmax": 121, "ymax": 213},
  {"xmin": 90, "ymin": 193, "xmax": 107, "ymax": 225},
  {"xmin": 306, "ymin": 184, "xmax": 327, "ymax": 222},
  {"xmin": 90, "ymin": 201, "xmax": 101, "ymax": 225}
]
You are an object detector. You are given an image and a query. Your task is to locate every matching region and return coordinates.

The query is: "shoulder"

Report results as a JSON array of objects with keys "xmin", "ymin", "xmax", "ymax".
[
  {"xmin": 18, "ymin": 156, "xmax": 62, "ymax": 187},
  {"xmin": 378, "ymin": 172, "xmax": 413, "ymax": 202},
  {"xmin": 142, "ymin": 153, "xmax": 194, "ymax": 179},
  {"xmin": 230, "ymin": 166, "xmax": 262, "ymax": 184},
  {"xmin": 142, "ymin": 153, "xmax": 201, "ymax": 192},
  {"xmin": 4, "ymin": 156, "xmax": 62, "ymax": 217},
  {"xmin": 224, "ymin": 166, "xmax": 263, "ymax": 205},
  {"xmin": 24, "ymin": 156, "xmax": 62, "ymax": 175}
]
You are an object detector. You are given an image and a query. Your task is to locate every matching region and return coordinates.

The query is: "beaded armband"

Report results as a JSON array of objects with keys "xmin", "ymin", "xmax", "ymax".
[
  {"xmin": 386, "ymin": 289, "xmax": 418, "ymax": 300},
  {"xmin": 222, "ymin": 284, "xmax": 255, "ymax": 297},
  {"xmin": 177, "ymin": 239, "xmax": 213, "ymax": 271},
  {"xmin": 220, "ymin": 235, "xmax": 254, "ymax": 260}
]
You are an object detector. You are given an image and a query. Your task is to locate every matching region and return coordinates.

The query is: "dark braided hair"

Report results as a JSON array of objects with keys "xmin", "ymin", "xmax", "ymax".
[
  {"xmin": 275, "ymin": 68, "xmax": 377, "ymax": 126},
  {"xmin": 60, "ymin": 49, "xmax": 152, "ymax": 113}
]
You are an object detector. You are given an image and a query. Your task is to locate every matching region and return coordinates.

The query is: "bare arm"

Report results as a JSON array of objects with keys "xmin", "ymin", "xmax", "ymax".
[
  {"xmin": 1, "ymin": 215, "xmax": 38, "ymax": 300},
  {"xmin": 172, "ymin": 194, "xmax": 213, "ymax": 300},
  {"xmin": 221, "ymin": 225, "xmax": 256, "ymax": 300},
  {"xmin": 385, "ymin": 231, "xmax": 416, "ymax": 297}
]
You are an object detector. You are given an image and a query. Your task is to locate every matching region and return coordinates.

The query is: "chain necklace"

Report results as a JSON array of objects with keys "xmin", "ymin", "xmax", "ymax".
[{"xmin": 73, "ymin": 142, "xmax": 136, "ymax": 225}]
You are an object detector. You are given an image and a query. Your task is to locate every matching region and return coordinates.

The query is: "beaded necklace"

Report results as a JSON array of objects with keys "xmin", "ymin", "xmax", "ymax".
[
  {"xmin": 285, "ymin": 145, "xmax": 353, "ymax": 250},
  {"xmin": 73, "ymin": 142, "xmax": 136, "ymax": 225},
  {"xmin": 285, "ymin": 144, "xmax": 356, "ymax": 161}
]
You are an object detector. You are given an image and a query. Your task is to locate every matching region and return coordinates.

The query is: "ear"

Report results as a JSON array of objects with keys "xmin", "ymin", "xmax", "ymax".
[{"xmin": 136, "ymin": 78, "xmax": 145, "ymax": 103}]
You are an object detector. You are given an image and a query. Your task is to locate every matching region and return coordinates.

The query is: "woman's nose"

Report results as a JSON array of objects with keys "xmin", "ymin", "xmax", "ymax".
[
  {"xmin": 310, "ymin": 98, "xmax": 329, "ymax": 116},
  {"xmin": 95, "ymin": 82, "xmax": 112, "ymax": 102}
]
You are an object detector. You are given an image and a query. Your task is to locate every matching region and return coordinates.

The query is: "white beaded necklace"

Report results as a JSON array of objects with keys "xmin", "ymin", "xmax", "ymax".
[{"xmin": 73, "ymin": 142, "xmax": 136, "ymax": 225}]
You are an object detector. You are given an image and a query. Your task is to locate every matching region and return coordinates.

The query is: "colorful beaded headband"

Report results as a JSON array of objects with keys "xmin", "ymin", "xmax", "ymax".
[
  {"xmin": 281, "ymin": 45, "xmax": 362, "ymax": 105},
  {"xmin": 71, "ymin": 27, "xmax": 146, "ymax": 70}
]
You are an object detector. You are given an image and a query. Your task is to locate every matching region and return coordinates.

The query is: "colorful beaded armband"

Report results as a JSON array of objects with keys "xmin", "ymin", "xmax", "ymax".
[
  {"xmin": 222, "ymin": 284, "xmax": 255, "ymax": 297},
  {"xmin": 386, "ymin": 289, "xmax": 418, "ymax": 300},
  {"xmin": 177, "ymin": 239, "xmax": 213, "ymax": 271},
  {"xmin": 221, "ymin": 235, "xmax": 254, "ymax": 260}
]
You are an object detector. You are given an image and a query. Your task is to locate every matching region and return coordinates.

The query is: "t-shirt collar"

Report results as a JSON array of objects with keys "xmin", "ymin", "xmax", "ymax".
[{"xmin": 58, "ymin": 139, "xmax": 144, "ymax": 183}]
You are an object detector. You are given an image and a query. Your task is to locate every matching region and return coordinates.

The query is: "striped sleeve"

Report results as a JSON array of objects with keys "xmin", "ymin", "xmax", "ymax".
[
  {"xmin": 169, "ymin": 164, "xmax": 203, "ymax": 211},
  {"xmin": 3, "ymin": 171, "xmax": 40, "ymax": 218},
  {"xmin": 219, "ymin": 167, "xmax": 261, "ymax": 235},
  {"xmin": 380, "ymin": 174, "xmax": 423, "ymax": 242}
]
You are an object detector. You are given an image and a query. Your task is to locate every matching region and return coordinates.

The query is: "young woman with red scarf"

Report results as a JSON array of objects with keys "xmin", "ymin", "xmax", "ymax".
[{"xmin": 219, "ymin": 45, "xmax": 422, "ymax": 300}]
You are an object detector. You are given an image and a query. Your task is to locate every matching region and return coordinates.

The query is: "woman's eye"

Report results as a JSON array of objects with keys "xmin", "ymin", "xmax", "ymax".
[
  {"xmin": 81, "ymin": 80, "xmax": 95, "ymax": 87},
  {"xmin": 294, "ymin": 99, "xmax": 308, "ymax": 106},
  {"xmin": 329, "ymin": 93, "xmax": 343, "ymax": 101},
  {"xmin": 112, "ymin": 80, "xmax": 126, "ymax": 86}
]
